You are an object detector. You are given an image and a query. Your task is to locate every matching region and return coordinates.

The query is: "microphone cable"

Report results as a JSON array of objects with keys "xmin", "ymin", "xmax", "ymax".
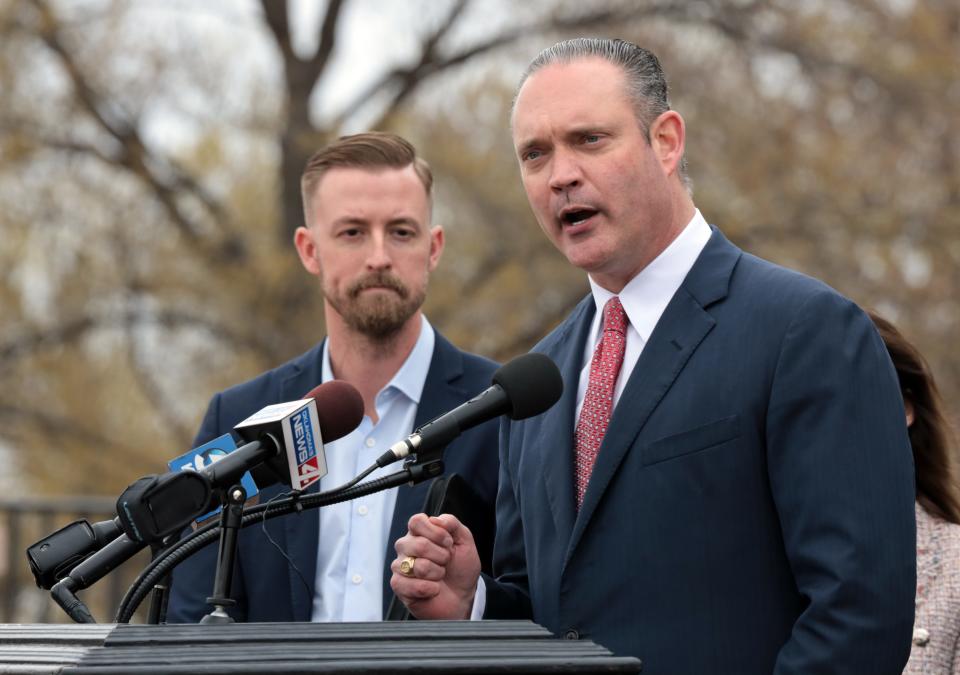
[{"xmin": 115, "ymin": 464, "xmax": 434, "ymax": 623}]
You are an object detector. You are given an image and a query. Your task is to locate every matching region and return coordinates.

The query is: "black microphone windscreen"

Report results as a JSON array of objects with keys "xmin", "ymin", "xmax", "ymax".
[
  {"xmin": 492, "ymin": 353, "xmax": 563, "ymax": 420},
  {"xmin": 304, "ymin": 380, "xmax": 364, "ymax": 442}
]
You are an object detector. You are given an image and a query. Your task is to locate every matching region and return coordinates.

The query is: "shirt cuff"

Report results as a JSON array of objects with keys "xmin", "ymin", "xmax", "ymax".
[{"xmin": 469, "ymin": 576, "xmax": 487, "ymax": 620}]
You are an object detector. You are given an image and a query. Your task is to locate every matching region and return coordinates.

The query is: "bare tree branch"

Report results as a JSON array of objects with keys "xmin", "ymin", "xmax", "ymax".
[
  {"xmin": 0, "ymin": 403, "xmax": 144, "ymax": 460},
  {"xmin": 692, "ymin": 2, "xmax": 878, "ymax": 86},
  {"xmin": 261, "ymin": 0, "xmax": 347, "ymax": 125},
  {"xmin": 109, "ymin": 229, "xmax": 196, "ymax": 450},
  {"xmin": 261, "ymin": 0, "xmax": 351, "ymax": 243},
  {"xmin": 0, "ymin": 315, "xmax": 97, "ymax": 367},
  {"xmin": 420, "ymin": 0, "xmax": 470, "ymax": 61},
  {"xmin": 312, "ymin": 0, "xmax": 347, "ymax": 73},
  {"xmin": 22, "ymin": 136, "xmax": 117, "ymax": 165},
  {"xmin": 28, "ymin": 0, "xmax": 245, "ymax": 264},
  {"xmin": 0, "ymin": 401, "xmax": 169, "ymax": 487},
  {"xmin": 0, "ymin": 309, "xmax": 278, "ymax": 373},
  {"xmin": 336, "ymin": 3, "xmax": 684, "ymax": 131},
  {"xmin": 122, "ymin": 309, "xmax": 194, "ymax": 450},
  {"xmin": 259, "ymin": 0, "xmax": 291, "ymax": 61}
]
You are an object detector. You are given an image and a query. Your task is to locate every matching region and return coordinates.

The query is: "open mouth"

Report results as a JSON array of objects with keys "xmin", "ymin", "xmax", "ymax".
[{"xmin": 560, "ymin": 208, "xmax": 598, "ymax": 226}]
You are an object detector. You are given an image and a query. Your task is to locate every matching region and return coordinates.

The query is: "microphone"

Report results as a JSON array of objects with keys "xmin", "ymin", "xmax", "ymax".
[
  {"xmin": 377, "ymin": 352, "xmax": 562, "ymax": 466},
  {"xmin": 236, "ymin": 380, "xmax": 364, "ymax": 491},
  {"xmin": 46, "ymin": 382, "xmax": 364, "ymax": 621},
  {"xmin": 26, "ymin": 517, "xmax": 123, "ymax": 590},
  {"xmin": 28, "ymin": 439, "xmax": 251, "ymax": 587},
  {"xmin": 115, "ymin": 380, "xmax": 364, "ymax": 544}
]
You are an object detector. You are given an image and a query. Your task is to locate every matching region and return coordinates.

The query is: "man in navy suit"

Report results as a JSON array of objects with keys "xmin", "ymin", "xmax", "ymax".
[
  {"xmin": 167, "ymin": 132, "xmax": 499, "ymax": 623},
  {"xmin": 391, "ymin": 39, "xmax": 917, "ymax": 673}
]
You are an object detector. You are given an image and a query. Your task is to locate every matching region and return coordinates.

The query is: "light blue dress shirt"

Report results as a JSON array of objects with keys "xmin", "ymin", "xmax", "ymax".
[{"xmin": 311, "ymin": 315, "xmax": 435, "ymax": 622}]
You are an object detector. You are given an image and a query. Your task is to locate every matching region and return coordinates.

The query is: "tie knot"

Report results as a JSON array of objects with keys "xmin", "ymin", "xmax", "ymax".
[{"xmin": 602, "ymin": 296, "xmax": 627, "ymax": 335}]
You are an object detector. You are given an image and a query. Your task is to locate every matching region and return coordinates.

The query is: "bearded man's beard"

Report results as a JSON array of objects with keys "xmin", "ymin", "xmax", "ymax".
[{"xmin": 324, "ymin": 270, "xmax": 427, "ymax": 340}]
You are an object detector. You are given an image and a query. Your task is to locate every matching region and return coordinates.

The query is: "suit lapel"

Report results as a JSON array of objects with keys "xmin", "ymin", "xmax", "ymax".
[
  {"xmin": 565, "ymin": 228, "xmax": 741, "ymax": 566},
  {"xmin": 278, "ymin": 344, "xmax": 325, "ymax": 622},
  {"xmin": 539, "ymin": 297, "xmax": 596, "ymax": 544},
  {"xmin": 381, "ymin": 333, "xmax": 467, "ymax": 616}
]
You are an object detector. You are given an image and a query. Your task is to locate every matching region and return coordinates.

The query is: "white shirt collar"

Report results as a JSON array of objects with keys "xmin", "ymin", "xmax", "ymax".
[
  {"xmin": 321, "ymin": 314, "xmax": 435, "ymax": 406},
  {"xmin": 586, "ymin": 209, "xmax": 712, "ymax": 344}
]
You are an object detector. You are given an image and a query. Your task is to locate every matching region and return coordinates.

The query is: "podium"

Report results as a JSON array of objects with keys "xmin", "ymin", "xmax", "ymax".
[{"xmin": 0, "ymin": 621, "xmax": 642, "ymax": 673}]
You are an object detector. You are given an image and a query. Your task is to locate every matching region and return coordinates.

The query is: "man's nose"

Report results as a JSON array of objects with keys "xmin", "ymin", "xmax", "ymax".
[
  {"xmin": 365, "ymin": 232, "xmax": 392, "ymax": 270},
  {"xmin": 549, "ymin": 148, "xmax": 582, "ymax": 192}
]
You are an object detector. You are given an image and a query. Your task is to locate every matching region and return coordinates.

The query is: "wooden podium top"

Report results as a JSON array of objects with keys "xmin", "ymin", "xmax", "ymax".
[{"xmin": 0, "ymin": 620, "xmax": 642, "ymax": 674}]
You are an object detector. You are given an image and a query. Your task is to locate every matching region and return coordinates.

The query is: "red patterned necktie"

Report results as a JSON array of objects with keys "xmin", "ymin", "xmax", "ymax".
[{"xmin": 574, "ymin": 296, "xmax": 627, "ymax": 510}]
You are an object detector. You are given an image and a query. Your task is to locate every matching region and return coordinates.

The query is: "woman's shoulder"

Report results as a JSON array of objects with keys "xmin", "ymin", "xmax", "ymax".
[
  {"xmin": 917, "ymin": 503, "xmax": 960, "ymax": 542},
  {"xmin": 916, "ymin": 503, "xmax": 960, "ymax": 577}
]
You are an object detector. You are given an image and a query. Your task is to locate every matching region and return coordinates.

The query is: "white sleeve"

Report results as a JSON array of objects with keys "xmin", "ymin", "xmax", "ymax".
[{"xmin": 469, "ymin": 575, "xmax": 487, "ymax": 620}]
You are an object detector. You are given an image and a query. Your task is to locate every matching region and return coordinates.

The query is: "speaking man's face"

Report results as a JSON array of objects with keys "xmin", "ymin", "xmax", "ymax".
[{"xmin": 512, "ymin": 57, "xmax": 677, "ymax": 292}]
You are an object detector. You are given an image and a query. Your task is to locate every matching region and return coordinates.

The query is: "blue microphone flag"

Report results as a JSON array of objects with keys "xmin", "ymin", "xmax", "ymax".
[{"xmin": 167, "ymin": 434, "xmax": 259, "ymax": 523}]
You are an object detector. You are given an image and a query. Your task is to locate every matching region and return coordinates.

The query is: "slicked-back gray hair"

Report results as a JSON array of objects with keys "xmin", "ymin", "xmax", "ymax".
[{"xmin": 515, "ymin": 37, "xmax": 691, "ymax": 191}]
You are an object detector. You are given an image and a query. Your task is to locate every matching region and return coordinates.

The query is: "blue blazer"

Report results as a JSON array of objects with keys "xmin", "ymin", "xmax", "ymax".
[
  {"xmin": 167, "ymin": 331, "xmax": 499, "ymax": 623},
  {"xmin": 485, "ymin": 228, "xmax": 917, "ymax": 674}
]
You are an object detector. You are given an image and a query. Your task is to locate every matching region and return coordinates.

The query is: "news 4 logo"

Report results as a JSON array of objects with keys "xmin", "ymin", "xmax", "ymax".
[
  {"xmin": 167, "ymin": 434, "xmax": 259, "ymax": 523},
  {"xmin": 290, "ymin": 407, "xmax": 322, "ymax": 487}
]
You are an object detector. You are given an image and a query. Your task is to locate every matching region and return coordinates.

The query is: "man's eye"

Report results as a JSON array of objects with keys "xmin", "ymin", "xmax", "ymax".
[
  {"xmin": 340, "ymin": 228, "xmax": 361, "ymax": 238},
  {"xmin": 524, "ymin": 149, "xmax": 542, "ymax": 161},
  {"xmin": 584, "ymin": 134, "xmax": 600, "ymax": 144}
]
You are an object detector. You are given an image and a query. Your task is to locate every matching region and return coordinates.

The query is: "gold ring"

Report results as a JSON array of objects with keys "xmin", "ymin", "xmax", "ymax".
[{"xmin": 399, "ymin": 555, "xmax": 416, "ymax": 577}]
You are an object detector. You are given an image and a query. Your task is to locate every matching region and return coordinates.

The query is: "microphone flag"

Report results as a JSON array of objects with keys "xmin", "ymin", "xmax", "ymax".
[
  {"xmin": 234, "ymin": 398, "xmax": 327, "ymax": 491},
  {"xmin": 167, "ymin": 433, "xmax": 260, "ymax": 523}
]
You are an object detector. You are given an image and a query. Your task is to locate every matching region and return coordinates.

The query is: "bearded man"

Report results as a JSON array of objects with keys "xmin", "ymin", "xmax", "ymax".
[{"xmin": 167, "ymin": 132, "xmax": 500, "ymax": 623}]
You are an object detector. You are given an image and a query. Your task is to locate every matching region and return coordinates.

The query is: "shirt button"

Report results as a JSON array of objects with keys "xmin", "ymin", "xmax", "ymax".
[
  {"xmin": 563, "ymin": 629, "xmax": 580, "ymax": 640},
  {"xmin": 352, "ymin": 574, "xmax": 362, "ymax": 585},
  {"xmin": 365, "ymin": 438, "xmax": 376, "ymax": 448},
  {"xmin": 358, "ymin": 505, "xmax": 369, "ymax": 516},
  {"xmin": 913, "ymin": 627, "xmax": 930, "ymax": 646}
]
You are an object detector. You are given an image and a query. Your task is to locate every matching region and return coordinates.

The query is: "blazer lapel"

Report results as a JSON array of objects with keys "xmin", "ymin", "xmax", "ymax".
[
  {"xmin": 381, "ymin": 333, "xmax": 468, "ymax": 616},
  {"xmin": 565, "ymin": 228, "xmax": 741, "ymax": 565},
  {"xmin": 278, "ymin": 345, "xmax": 325, "ymax": 622},
  {"xmin": 539, "ymin": 297, "xmax": 596, "ymax": 545}
]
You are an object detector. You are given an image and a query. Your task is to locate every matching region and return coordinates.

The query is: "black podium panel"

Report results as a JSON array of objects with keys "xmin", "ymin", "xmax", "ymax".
[
  {"xmin": 1, "ymin": 621, "xmax": 642, "ymax": 674},
  {"xmin": 0, "ymin": 624, "xmax": 113, "ymax": 673}
]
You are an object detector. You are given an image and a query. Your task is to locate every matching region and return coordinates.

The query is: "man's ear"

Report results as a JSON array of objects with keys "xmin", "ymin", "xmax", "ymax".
[
  {"xmin": 649, "ymin": 110, "xmax": 686, "ymax": 178},
  {"xmin": 294, "ymin": 226, "xmax": 321, "ymax": 276},
  {"xmin": 428, "ymin": 225, "xmax": 445, "ymax": 272}
]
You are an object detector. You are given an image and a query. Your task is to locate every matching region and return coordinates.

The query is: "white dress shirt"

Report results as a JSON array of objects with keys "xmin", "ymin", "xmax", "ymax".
[
  {"xmin": 575, "ymin": 209, "xmax": 713, "ymax": 415},
  {"xmin": 471, "ymin": 210, "xmax": 712, "ymax": 620},
  {"xmin": 311, "ymin": 314, "xmax": 435, "ymax": 622}
]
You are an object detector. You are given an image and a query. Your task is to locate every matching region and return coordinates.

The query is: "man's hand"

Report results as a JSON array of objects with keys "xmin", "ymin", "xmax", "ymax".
[{"xmin": 390, "ymin": 513, "xmax": 481, "ymax": 620}]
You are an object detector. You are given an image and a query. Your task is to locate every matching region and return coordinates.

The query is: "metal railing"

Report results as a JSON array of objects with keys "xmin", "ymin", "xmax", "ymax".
[{"xmin": 0, "ymin": 496, "xmax": 149, "ymax": 624}]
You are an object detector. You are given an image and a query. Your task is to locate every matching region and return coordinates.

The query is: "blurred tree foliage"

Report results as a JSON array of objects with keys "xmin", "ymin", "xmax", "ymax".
[{"xmin": 0, "ymin": 0, "xmax": 956, "ymax": 495}]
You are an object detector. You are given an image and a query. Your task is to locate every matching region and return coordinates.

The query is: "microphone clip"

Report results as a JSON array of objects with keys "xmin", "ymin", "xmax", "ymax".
[
  {"xmin": 403, "ymin": 455, "xmax": 445, "ymax": 486},
  {"xmin": 289, "ymin": 489, "xmax": 305, "ymax": 514}
]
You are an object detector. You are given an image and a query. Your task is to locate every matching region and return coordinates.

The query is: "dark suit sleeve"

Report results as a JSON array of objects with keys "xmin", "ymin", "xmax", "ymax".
[
  {"xmin": 481, "ymin": 418, "xmax": 534, "ymax": 619},
  {"xmin": 165, "ymin": 392, "xmax": 249, "ymax": 623},
  {"xmin": 766, "ymin": 291, "xmax": 916, "ymax": 673}
]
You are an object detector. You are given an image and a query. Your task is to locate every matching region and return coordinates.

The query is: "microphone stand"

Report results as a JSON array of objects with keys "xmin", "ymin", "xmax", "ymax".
[
  {"xmin": 145, "ymin": 537, "xmax": 176, "ymax": 625},
  {"xmin": 200, "ymin": 484, "xmax": 246, "ymax": 624},
  {"xmin": 114, "ymin": 455, "xmax": 445, "ymax": 624}
]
